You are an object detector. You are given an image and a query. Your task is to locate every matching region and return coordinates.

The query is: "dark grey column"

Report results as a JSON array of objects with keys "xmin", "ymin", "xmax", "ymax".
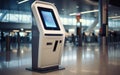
[
  {"xmin": 99, "ymin": 0, "xmax": 109, "ymax": 46},
  {"xmin": 1, "ymin": 32, "xmax": 3, "ymax": 51},
  {"xmin": 17, "ymin": 32, "xmax": 20, "ymax": 51},
  {"xmin": 31, "ymin": 14, "xmax": 39, "ymax": 68},
  {"xmin": 6, "ymin": 35, "xmax": 10, "ymax": 51},
  {"xmin": 76, "ymin": 15, "xmax": 82, "ymax": 47}
]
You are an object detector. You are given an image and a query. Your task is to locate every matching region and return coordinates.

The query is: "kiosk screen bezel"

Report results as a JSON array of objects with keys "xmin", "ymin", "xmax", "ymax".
[{"xmin": 37, "ymin": 7, "xmax": 60, "ymax": 30}]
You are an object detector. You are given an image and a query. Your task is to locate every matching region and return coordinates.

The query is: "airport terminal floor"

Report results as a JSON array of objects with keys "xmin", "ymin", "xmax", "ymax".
[{"xmin": 0, "ymin": 42, "xmax": 120, "ymax": 75}]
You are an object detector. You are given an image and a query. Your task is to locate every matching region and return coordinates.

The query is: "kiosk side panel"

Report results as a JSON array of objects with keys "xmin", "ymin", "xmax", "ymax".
[{"xmin": 32, "ymin": 22, "xmax": 39, "ymax": 68}]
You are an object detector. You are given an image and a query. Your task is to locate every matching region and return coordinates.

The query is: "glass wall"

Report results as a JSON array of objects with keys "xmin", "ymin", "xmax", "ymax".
[
  {"xmin": 0, "ymin": 10, "xmax": 32, "ymax": 23},
  {"xmin": 0, "ymin": 10, "xmax": 120, "ymax": 31},
  {"xmin": 60, "ymin": 16, "xmax": 94, "ymax": 26},
  {"xmin": 109, "ymin": 19, "xmax": 120, "ymax": 31}
]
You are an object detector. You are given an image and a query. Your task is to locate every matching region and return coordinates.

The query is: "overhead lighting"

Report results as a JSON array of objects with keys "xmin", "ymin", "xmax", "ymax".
[
  {"xmin": 69, "ymin": 9, "xmax": 120, "ymax": 20},
  {"xmin": 69, "ymin": 13, "xmax": 80, "ymax": 16},
  {"xmin": 25, "ymin": 30, "xmax": 31, "ymax": 32},
  {"xmin": 69, "ymin": 9, "xmax": 98, "ymax": 16},
  {"xmin": 13, "ymin": 30, "xmax": 19, "ymax": 32},
  {"xmin": 81, "ymin": 9, "xmax": 98, "ymax": 14},
  {"xmin": 109, "ymin": 16, "xmax": 120, "ymax": 19},
  {"xmin": 18, "ymin": 0, "xmax": 29, "ymax": 4},
  {"xmin": 21, "ymin": 28, "xmax": 24, "ymax": 31}
]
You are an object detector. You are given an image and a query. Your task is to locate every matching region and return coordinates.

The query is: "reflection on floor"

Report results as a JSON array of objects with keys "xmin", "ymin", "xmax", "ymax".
[{"xmin": 0, "ymin": 43, "xmax": 120, "ymax": 75}]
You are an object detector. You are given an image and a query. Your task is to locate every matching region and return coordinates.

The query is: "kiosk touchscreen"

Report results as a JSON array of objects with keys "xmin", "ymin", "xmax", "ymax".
[
  {"xmin": 38, "ymin": 7, "xmax": 60, "ymax": 30},
  {"xmin": 29, "ymin": 1, "xmax": 65, "ymax": 72}
]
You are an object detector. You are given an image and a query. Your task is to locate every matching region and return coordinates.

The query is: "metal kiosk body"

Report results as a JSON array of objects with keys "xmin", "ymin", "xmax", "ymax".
[{"xmin": 26, "ymin": 1, "xmax": 65, "ymax": 73}]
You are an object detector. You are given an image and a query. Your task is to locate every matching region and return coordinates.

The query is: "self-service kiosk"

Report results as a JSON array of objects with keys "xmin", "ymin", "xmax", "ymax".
[{"xmin": 27, "ymin": 1, "xmax": 65, "ymax": 73}]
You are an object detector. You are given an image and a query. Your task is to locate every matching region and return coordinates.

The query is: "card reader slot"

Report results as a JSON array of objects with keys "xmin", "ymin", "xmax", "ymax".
[
  {"xmin": 45, "ymin": 34, "xmax": 63, "ymax": 36},
  {"xmin": 53, "ymin": 41, "xmax": 58, "ymax": 52},
  {"xmin": 46, "ymin": 42, "xmax": 52, "ymax": 45}
]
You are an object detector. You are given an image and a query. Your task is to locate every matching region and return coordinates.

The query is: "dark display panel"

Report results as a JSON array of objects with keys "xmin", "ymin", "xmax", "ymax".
[{"xmin": 38, "ymin": 7, "xmax": 60, "ymax": 30}]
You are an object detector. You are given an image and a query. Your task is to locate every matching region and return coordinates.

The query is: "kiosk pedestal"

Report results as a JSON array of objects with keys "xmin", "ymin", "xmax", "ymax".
[{"xmin": 26, "ymin": 1, "xmax": 65, "ymax": 73}]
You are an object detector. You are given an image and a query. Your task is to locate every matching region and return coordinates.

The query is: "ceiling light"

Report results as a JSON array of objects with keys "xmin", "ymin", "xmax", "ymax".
[
  {"xmin": 69, "ymin": 13, "xmax": 80, "ymax": 16},
  {"xmin": 18, "ymin": 0, "xmax": 29, "ymax": 4},
  {"xmin": 21, "ymin": 28, "xmax": 24, "ymax": 31},
  {"xmin": 25, "ymin": 30, "xmax": 31, "ymax": 32},
  {"xmin": 13, "ymin": 30, "xmax": 19, "ymax": 32},
  {"xmin": 69, "ymin": 9, "xmax": 98, "ymax": 16},
  {"xmin": 81, "ymin": 9, "xmax": 98, "ymax": 14},
  {"xmin": 109, "ymin": 16, "xmax": 120, "ymax": 19},
  {"xmin": 69, "ymin": 10, "xmax": 120, "ymax": 20}
]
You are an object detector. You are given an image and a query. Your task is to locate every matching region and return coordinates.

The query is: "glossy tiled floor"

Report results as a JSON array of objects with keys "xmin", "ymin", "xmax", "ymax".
[{"xmin": 0, "ymin": 43, "xmax": 120, "ymax": 75}]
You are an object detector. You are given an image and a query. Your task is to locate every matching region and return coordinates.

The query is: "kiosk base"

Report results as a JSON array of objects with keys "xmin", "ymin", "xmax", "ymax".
[{"xmin": 26, "ymin": 66, "xmax": 65, "ymax": 73}]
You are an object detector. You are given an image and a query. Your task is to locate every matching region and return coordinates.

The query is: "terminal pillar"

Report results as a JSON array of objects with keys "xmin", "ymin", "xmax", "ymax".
[
  {"xmin": 76, "ymin": 15, "xmax": 82, "ymax": 46},
  {"xmin": 17, "ymin": 32, "xmax": 20, "ymax": 50},
  {"xmin": 6, "ymin": 35, "xmax": 10, "ymax": 51},
  {"xmin": 1, "ymin": 32, "xmax": 4, "ymax": 52},
  {"xmin": 99, "ymin": 0, "xmax": 109, "ymax": 46}
]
